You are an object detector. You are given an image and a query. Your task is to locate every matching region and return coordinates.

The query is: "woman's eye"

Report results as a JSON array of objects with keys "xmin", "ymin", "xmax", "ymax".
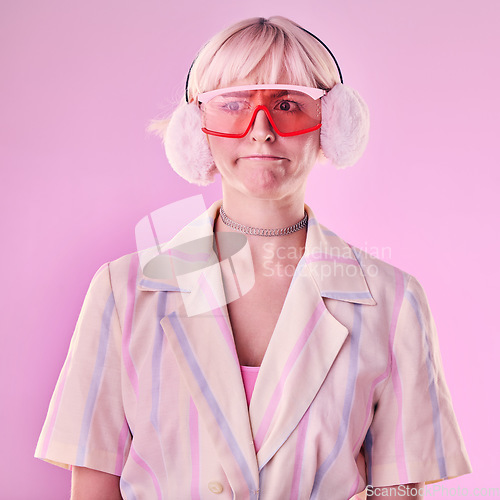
[
  {"xmin": 220, "ymin": 100, "xmax": 247, "ymax": 112},
  {"xmin": 226, "ymin": 101, "xmax": 240, "ymax": 111},
  {"xmin": 275, "ymin": 100, "xmax": 299, "ymax": 112}
]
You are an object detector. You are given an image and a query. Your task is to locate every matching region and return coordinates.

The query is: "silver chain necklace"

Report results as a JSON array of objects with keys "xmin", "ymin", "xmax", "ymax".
[{"xmin": 219, "ymin": 206, "xmax": 308, "ymax": 237}]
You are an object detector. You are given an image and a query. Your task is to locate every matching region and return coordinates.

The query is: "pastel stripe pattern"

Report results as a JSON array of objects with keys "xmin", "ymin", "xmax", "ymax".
[
  {"xmin": 138, "ymin": 278, "xmax": 189, "ymax": 292},
  {"xmin": 147, "ymin": 292, "xmax": 168, "ymax": 483},
  {"xmin": 310, "ymin": 303, "xmax": 363, "ymax": 499},
  {"xmin": 148, "ymin": 213, "xmax": 162, "ymax": 254},
  {"xmin": 130, "ymin": 446, "xmax": 162, "ymax": 500},
  {"xmin": 350, "ymin": 273, "xmax": 404, "ymax": 453},
  {"xmin": 150, "ymin": 292, "xmax": 167, "ymax": 433},
  {"xmin": 322, "ymin": 291, "xmax": 373, "ymax": 301},
  {"xmin": 253, "ymin": 301, "xmax": 325, "ymax": 451},
  {"xmin": 389, "ymin": 269, "xmax": 408, "ymax": 483},
  {"xmin": 166, "ymin": 248, "xmax": 211, "ymax": 262},
  {"xmin": 290, "ymin": 411, "xmax": 310, "ymax": 500},
  {"xmin": 168, "ymin": 311, "xmax": 258, "ymax": 497},
  {"xmin": 406, "ymin": 289, "xmax": 447, "ymax": 478},
  {"xmin": 123, "ymin": 254, "xmax": 140, "ymax": 397},
  {"xmin": 76, "ymin": 292, "xmax": 115, "ymax": 464},
  {"xmin": 39, "ymin": 348, "xmax": 74, "ymax": 458},
  {"xmin": 115, "ymin": 418, "xmax": 131, "ymax": 476}
]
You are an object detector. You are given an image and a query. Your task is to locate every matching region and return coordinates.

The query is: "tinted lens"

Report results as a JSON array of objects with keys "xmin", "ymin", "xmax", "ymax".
[{"xmin": 201, "ymin": 89, "xmax": 321, "ymax": 136}]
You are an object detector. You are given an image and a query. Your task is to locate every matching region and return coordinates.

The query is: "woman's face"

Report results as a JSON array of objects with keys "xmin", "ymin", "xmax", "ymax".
[{"xmin": 206, "ymin": 81, "xmax": 321, "ymax": 202}]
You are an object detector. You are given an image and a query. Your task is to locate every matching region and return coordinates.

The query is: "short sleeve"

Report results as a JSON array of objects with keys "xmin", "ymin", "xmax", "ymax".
[
  {"xmin": 365, "ymin": 275, "xmax": 472, "ymax": 486},
  {"xmin": 35, "ymin": 263, "xmax": 131, "ymax": 476}
]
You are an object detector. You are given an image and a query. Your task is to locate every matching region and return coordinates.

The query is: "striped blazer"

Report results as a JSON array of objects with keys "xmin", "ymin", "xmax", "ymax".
[{"xmin": 36, "ymin": 200, "xmax": 471, "ymax": 499}]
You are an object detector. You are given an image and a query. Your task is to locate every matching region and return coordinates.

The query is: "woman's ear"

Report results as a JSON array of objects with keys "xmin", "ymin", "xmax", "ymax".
[
  {"xmin": 320, "ymin": 84, "xmax": 370, "ymax": 168},
  {"xmin": 163, "ymin": 101, "xmax": 217, "ymax": 186}
]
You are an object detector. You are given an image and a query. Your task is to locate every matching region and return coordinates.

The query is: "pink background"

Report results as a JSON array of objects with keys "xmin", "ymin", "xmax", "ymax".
[{"xmin": 1, "ymin": 0, "xmax": 498, "ymax": 497}]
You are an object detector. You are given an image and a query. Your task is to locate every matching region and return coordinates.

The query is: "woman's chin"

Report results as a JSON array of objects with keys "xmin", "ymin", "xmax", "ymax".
[
  {"xmin": 222, "ymin": 168, "xmax": 296, "ymax": 201},
  {"xmin": 240, "ymin": 177, "xmax": 289, "ymax": 199},
  {"xmin": 247, "ymin": 168, "xmax": 287, "ymax": 191}
]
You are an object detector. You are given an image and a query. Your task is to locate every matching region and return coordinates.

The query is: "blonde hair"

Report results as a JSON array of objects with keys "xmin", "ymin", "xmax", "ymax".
[
  {"xmin": 186, "ymin": 16, "xmax": 341, "ymax": 102},
  {"xmin": 149, "ymin": 17, "xmax": 341, "ymax": 135}
]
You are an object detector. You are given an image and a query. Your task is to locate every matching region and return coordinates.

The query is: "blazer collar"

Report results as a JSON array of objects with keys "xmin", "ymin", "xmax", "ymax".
[
  {"xmin": 137, "ymin": 202, "xmax": 220, "ymax": 293},
  {"xmin": 137, "ymin": 200, "xmax": 376, "ymax": 307},
  {"xmin": 301, "ymin": 208, "xmax": 376, "ymax": 306}
]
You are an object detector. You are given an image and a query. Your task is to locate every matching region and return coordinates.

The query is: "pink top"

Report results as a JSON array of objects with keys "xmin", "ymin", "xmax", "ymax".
[{"xmin": 240, "ymin": 365, "xmax": 260, "ymax": 406}]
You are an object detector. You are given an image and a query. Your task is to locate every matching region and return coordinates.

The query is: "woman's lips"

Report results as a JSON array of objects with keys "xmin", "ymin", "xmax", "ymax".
[{"xmin": 238, "ymin": 155, "xmax": 286, "ymax": 160}]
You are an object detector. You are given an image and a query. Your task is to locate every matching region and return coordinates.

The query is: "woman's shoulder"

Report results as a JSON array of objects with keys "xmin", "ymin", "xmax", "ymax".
[
  {"xmin": 345, "ymin": 240, "xmax": 430, "ymax": 309},
  {"xmin": 87, "ymin": 250, "xmax": 143, "ymax": 295},
  {"xmin": 312, "ymin": 218, "xmax": 424, "ymax": 306}
]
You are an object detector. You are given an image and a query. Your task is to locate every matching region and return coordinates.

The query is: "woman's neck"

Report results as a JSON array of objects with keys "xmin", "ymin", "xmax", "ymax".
[
  {"xmin": 219, "ymin": 190, "xmax": 306, "ymax": 231},
  {"xmin": 215, "ymin": 193, "xmax": 308, "ymax": 271}
]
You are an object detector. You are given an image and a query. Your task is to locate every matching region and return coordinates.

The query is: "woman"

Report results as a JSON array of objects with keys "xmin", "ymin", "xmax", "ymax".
[{"xmin": 36, "ymin": 16, "xmax": 471, "ymax": 499}]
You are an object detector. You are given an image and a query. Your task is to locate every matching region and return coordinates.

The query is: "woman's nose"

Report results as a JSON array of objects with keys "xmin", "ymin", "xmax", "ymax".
[{"xmin": 249, "ymin": 108, "xmax": 276, "ymax": 142}]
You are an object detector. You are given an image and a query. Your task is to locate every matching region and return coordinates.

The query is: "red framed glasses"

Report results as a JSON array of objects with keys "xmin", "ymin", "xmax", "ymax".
[{"xmin": 197, "ymin": 84, "xmax": 326, "ymax": 138}]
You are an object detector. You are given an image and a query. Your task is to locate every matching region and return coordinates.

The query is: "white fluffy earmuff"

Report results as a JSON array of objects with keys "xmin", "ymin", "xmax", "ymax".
[
  {"xmin": 320, "ymin": 84, "xmax": 370, "ymax": 168},
  {"xmin": 163, "ymin": 84, "xmax": 370, "ymax": 185},
  {"xmin": 164, "ymin": 101, "xmax": 217, "ymax": 186}
]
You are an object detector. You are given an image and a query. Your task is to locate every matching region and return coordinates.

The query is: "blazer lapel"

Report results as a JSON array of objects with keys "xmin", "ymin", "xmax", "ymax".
[
  {"xmin": 249, "ymin": 206, "xmax": 376, "ymax": 470},
  {"xmin": 139, "ymin": 202, "xmax": 260, "ymax": 497},
  {"xmin": 249, "ymin": 261, "xmax": 350, "ymax": 469},
  {"xmin": 160, "ymin": 296, "xmax": 259, "ymax": 497}
]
